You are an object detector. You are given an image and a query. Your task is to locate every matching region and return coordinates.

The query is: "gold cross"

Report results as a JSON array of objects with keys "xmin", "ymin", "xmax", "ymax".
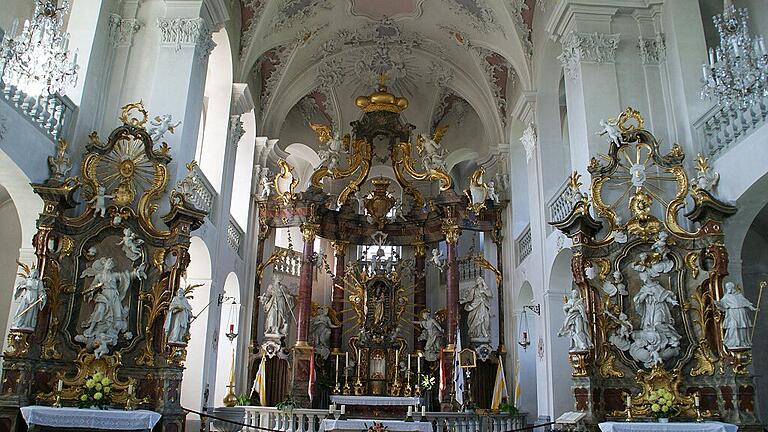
[{"xmin": 377, "ymin": 72, "xmax": 389, "ymax": 87}]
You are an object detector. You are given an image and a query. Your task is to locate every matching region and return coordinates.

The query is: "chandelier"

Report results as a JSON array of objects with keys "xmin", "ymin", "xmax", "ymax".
[{"xmin": 0, "ymin": 0, "xmax": 78, "ymax": 97}]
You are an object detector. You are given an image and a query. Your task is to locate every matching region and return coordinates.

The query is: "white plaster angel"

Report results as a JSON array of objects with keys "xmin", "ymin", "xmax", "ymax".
[
  {"xmin": 487, "ymin": 181, "xmax": 500, "ymax": 203},
  {"xmin": 602, "ymin": 271, "xmax": 628, "ymax": 297},
  {"xmin": 319, "ymin": 132, "xmax": 344, "ymax": 171},
  {"xmin": 716, "ymin": 282, "xmax": 757, "ymax": 350},
  {"xmin": 419, "ymin": 133, "xmax": 447, "ymax": 172},
  {"xmin": 11, "ymin": 266, "xmax": 46, "ymax": 331},
  {"xmin": 460, "ymin": 276, "xmax": 493, "ymax": 342},
  {"xmin": 260, "ymin": 274, "xmax": 296, "ymax": 337},
  {"xmin": 558, "ymin": 288, "xmax": 593, "ymax": 352},
  {"xmin": 414, "ymin": 309, "xmax": 444, "ymax": 362},
  {"xmin": 596, "ymin": 118, "xmax": 622, "ymax": 147},
  {"xmin": 75, "ymin": 257, "xmax": 146, "ymax": 358},
  {"xmin": 117, "ymin": 228, "xmax": 144, "ymax": 262},
  {"xmin": 309, "ymin": 305, "xmax": 340, "ymax": 359},
  {"xmin": 164, "ymin": 287, "xmax": 193, "ymax": 345},
  {"xmin": 258, "ymin": 168, "xmax": 272, "ymax": 200},
  {"xmin": 148, "ymin": 114, "xmax": 181, "ymax": 143},
  {"xmin": 87, "ymin": 186, "xmax": 114, "ymax": 218},
  {"xmin": 429, "ymin": 248, "xmax": 446, "ymax": 272}
]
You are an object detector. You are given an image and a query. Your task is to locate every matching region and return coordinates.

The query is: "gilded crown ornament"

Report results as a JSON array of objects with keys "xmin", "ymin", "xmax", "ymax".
[{"xmin": 355, "ymin": 73, "xmax": 409, "ymax": 114}]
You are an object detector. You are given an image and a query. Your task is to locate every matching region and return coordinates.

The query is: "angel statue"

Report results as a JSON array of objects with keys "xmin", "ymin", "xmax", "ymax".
[
  {"xmin": 260, "ymin": 274, "xmax": 296, "ymax": 337},
  {"xmin": 414, "ymin": 309, "xmax": 444, "ymax": 361},
  {"xmin": 319, "ymin": 132, "xmax": 344, "ymax": 170},
  {"xmin": 418, "ymin": 133, "xmax": 447, "ymax": 172},
  {"xmin": 117, "ymin": 228, "xmax": 144, "ymax": 261},
  {"xmin": 429, "ymin": 248, "xmax": 446, "ymax": 272},
  {"xmin": 460, "ymin": 276, "xmax": 492, "ymax": 342},
  {"xmin": 148, "ymin": 114, "xmax": 181, "ymax": 143},
  {"xmin": 11, "ymin": 262, "xmax": 46, "ymax": 331},
  {"xmin": 558, "ymin": 288, "xmax": 592, "ymax": 352},
  {"xmin": 87, "ymin": 186, "xmax": 113, "ymax": 218},
  {"xmin": 596, "ymin": 118, "xmax": 622, "ymax": 146},
  {"xmin": 258, "ymin": 168, "xmax": 272, "ymax": 200},
  {"xmin": 602, "ymin": 271, "xmax": 628, "ymax": 297},
  {"xmin": 75, "ymin": 257, "xmax": 146, "ymax": 358},
  {"xmin": 716, "ymin": 282, "xmax": 757, "ymax": 350},
  {"xmin": 164, "ymin": 286, "xmax": 194, "ymax": 345},
  {"xmin": 309, "ymin": 306, "xmax": 340, "ymax": 359},
  {"xmin": 487, "ymin": 181, "xmax": 500, "ymax": 203}
]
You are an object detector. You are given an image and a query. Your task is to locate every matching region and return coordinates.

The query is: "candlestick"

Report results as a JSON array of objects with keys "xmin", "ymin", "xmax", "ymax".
[
  {"xmin": 407, "ymin": 406, "xmax": 412, "ymax": 416},
  {"xmin": 57, "ymin": 379, "xmax": 63, "ymax": 392},
  {"xmin": 341, "ymin": 405, "xmax": 346, "ymax": 415},
  {"xmin": 335, "ymin": 354, "xmax": 340, "ymax": 384},
  {"xmin": 407, "ymin": 355, "xmax": 411, "ymax": 385},
  {"xmin": 356, "ymin": 348, "xmax": 361, "ymax": 378},
  {"xmin": 395, "ymin": 350, "xmax": 399, "ymax": 368},
  {"xmin": 421, "ymin": 405, "xmax": 426, "ymax": 417},
  {"xmin": 417, "ymin": 354, "xmax": 421, "ymax": 375},
  {"xmin": 624, "ymin": 393, "xmax": 633, "ymax": 422}
]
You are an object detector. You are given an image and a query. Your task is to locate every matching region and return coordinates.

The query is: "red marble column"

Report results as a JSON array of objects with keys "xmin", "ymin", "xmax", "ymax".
[
  {"xmin": 330, "ymin": 241, "xmax": 348, "ymax": 352},
  {"xmin": 442, "ymin": 221, "xmax": 461, "ymax": 347},
  {"xmin": 493, "ymin": 226, "xmax": 507, "ymax": 365},
  {"xmin": 296, "ymin": 223, "xmax": 319, "ymax": 345},
  {"xmin": 413, "ymin": 242, "xmax": 427, "ymax": 350}
]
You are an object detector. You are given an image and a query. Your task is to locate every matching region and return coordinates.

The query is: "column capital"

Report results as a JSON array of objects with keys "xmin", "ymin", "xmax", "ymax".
[
  {"xmin": 413, "ymin": 241, "xmax": 427, "ymax": 258},
  {"xmin": 156, "ymin": 17, "xmax": 216, "ymax": 63},
  {"xmin": 301, "ymin": 222, "xmax": 320, "ymax": 242},
  {"xmin": 441, "ymin": 219, "xmax": 461, "ymax": 245},
  {"xmin": 331, "ymin": 240, "xmax": 349, "ymax": 257},
  {"xmin": 108, "ymin": 13, "xmax": 142, "ymax": 48},
  {"xmin": 558, "ymin": 31, "xmax": 620, "ymax": 79}
]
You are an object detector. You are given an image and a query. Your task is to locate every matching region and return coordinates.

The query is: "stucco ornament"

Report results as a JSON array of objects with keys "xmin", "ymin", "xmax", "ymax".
[
  {"xmin": 164, "ymin": 287, "xmax": 193, "ymax": 345},
  {"xmin": 48, "ymin": 139, "xmax": 73, "ymax": 182},
  {"xmin": 319, "ymin": 132, "xmax": 344, "ymax": 170},
  {"xmin": 558, "ymin": 288, "xmax": 593, "ymax": 352},
  {"xmin": 75, "ymin": 257, "xmax": 146, "ymax": 358},
  {"xmin": 87, "ymin": 186, "xmax": 114, "ymax": 218},
  {"xmin": 258, "ymin": 168, "xmax": 272, "ymax": 200},
  {"xmin": 716, "ymin": 282, "xmax": 757, "ymax": 350},
  {"xmin": 520, "ymin": 123, "xmax": 536, "ymax": 163},
  {"xmin": 310, "ymin": 305, "xmax": 339, "ymax": 359},
  {"xmin": 260, "ymin": 274, "xmax": 296, "ymax": 337},
  {"xmin": 148, "ymin": 114, "xmax": 181, "ymax": 144},
  {"xmin": 414, "ymin": 309, "xmax": 444, "ymax": 362},
  {"xmin": 460, "ymin": 276, "xmax": 492, "ymax": 342},
  {"xmin": 11, "ymin": 264, "xmax": 46, "ymax": 331}
]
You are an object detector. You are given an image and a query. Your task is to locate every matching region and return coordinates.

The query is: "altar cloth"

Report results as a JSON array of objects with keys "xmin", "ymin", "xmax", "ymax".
[
  {"xmin": 599, "ymin": 421, "xmax": 738, "ymax": 432},
  {"xmin": 321, "ymin": 419, "xmax": 433, "ymax": 432},
  {"xmin": 21, "ymin": 406, "xmax": 162, "ymax": 430},
  {"xmin": 330, "ymin": 395, "xmax": 422, "ymax": 406}
]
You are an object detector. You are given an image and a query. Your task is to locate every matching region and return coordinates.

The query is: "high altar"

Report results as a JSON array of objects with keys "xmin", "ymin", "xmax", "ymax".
[{"xmin": 248, "ymin": 77, "xmax": 509, "ymax": 413}]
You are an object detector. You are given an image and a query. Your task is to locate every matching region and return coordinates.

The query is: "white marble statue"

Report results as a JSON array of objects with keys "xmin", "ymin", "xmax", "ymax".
[
  {"xmin": 612, "ymin": 229, "xmax": 628, "ymax": 244},
  {"xmin": 460, "ymin": 276, "xmax": 492, "ymax": 342},
  {"xmin": 695, "ymin": 163, "xmax": 720, "ymax": 192},
  {"xmin": 419, "ymin": 133, "xmax": 447, "ymax": 171},
  {"xmin": 87, "ymin": 186, "xmax": 113, "ymax": 218},
  {"xmin": 602, "ymin": 271, "xmax": 628, "ymax": 297},
  {"xmin": 429, "ymin": 248, "xmax": 446, "ymax": 272},
  {"xmin": 48, "ymin": 139, "xmax": 72, "ymax": 181},
  {"xmin": 487, "ymin": 181, "xmax": 500, "ymax": 203},
  {"xmin": 260, "ymin": 274, "xmax": 296, "ymax": 337},
  {"xmin": 716, "ymin": 282, "xmax": 757, "ymax": 350},
  {"xmin": 117, "ymin": 228, "xmax": 144, "ymax": 261},
  {"xmin": 414, "ymin": 310, "xmax": 444, "ymax": 362},
  {"xmin": 164, "ymin": 287, "xmax": 193, "ymax": 344},
  {"xmin": 558, "ymin": 288, "xmax": 592, "ymax": 352},
  {"xmin": 309, "ymin": 306, "xmax": 339, "ymax": 359},
  {"xmin": 596, "ymin": 119, "xmax": 622, "ymax": 146},
  {"xmin": 607, "ymin": 312, "xmax": 633, "ymax": 351},
  {"xmin": 633, "ymin": 271, "xmax": 679, "ymax": 331},
  {"xmin": 629, "ymin": 163, "xmax": 647, "ymax": 187},
  {"xmin": 11, "ymin": 266, "xmax": 46, "ymax": 330},
  {"xmin": 148, "ymin": 114, "xmax": 181, "ymax": 143},
  {"xmin": 75, "ymin": 257, "xmax": 146, "ymax": 358},
  {"xmin": 259, "ymin": 169, "xmax": 272, "ymax": 200},
  {"xmin": 319, "ymin": 132, "xmax": 343, "ymax": 170}
]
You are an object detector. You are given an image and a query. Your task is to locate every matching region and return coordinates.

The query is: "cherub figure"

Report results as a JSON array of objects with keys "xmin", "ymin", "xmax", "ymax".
[
  {"xmin": 87, "ymin": 186, "xmax": 114, "ymax": 218},
  {"xmin": 602, "ymin": 271, "xmax": 628, "ymax": 297},
  {"xmin": 596, "ymin": 118, "xmax": 622, "ymax": 146},
  {"xmin": 258, "ymin": 169, "xmax": 272, "ymax": 200},
  {"xmin": 429, "ymin": 248, "xmax": 446, "ymax": 272},
  {"xmin": 487, "ymin": 181, "xmax": 500, "ymax": 203},
  {"xmin": 117, "ymin": 228, "xmax": 144, "ymax": 261},
  {"xmin": 148, "ymin": 114, "xmax": 181, "ymax": 143},
  {"xmin": 319, "ymin": 132, "xmax": 344, "ymax": 170}
]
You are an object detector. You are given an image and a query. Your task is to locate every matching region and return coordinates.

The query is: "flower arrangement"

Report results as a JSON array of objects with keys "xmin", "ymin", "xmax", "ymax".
[
  {"xmin": 419, "ymin": 375, "xmax": 435, "ymax": 391},
  {"xmin": 648, "ymin": 388, "xmax": 676, "ymax": 420},
  {"xmin": 77, "ymin": 371, "xmax": 113, "ymax": 409}
]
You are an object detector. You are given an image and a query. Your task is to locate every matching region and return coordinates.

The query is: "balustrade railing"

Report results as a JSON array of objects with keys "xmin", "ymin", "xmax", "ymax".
[
  {"xmin": 0, "ymin": 82, "xmax": 76, "ymax": 142},
  {"xmin": 186, "ymin": 164, "xmax": 217, "ymax": 219},
  {"xmin": 458, "ymin": 258, "xmax": 483, "ymax": 282},
  {"xmin": 547, "ymin": 180, "xmax": 572, "ymax": 226},
  {"xmin": 234, "ymin": 406, "xmax": 526, "ymax": 432},
  {"xmin": 273, "ymin": 246, "xmax": 301, "ymax": 277},
  {"xmin": 227, "ymin": 216, "xmax": 244, "ymax": 256},
  {"xmin": 516, "ymin": 225, "xmax": 532, "ymax": 266},
  {"xmin": 694, "ymin": 98, "xmax": 768, "ymax": 159}
]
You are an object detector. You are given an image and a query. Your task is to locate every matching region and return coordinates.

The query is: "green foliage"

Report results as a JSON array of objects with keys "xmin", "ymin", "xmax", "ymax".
[
  {"xmin": 499, "ymin": 400, "xmax": 519, "ymax": 416},
  {"xmin": 77, "ymin": 371, "xmax": 113, "ymax": 409},
  {"xmin": 276, "ymin": 393, "xmax": 297, "ymax": 412},
  {"xmin": 236, "ymin": 394, "xmax": 254, "ymax": 406}
]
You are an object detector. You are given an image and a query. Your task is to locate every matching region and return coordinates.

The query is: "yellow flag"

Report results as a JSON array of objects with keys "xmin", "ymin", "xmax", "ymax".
[
  {"xmin": 254, "ymin": 356, "xmax": 267, "ymax": 406},
  {"xmin": 491, "ymin": 361, "xmax": 509, "ymax": 409},
  {"xmin": 514, "ymin": 358, "xmax": 522, "ymax": 407}
]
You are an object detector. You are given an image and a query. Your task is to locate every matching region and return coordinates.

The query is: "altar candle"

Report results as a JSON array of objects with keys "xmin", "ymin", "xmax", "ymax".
[
  {"xmin": 694, "ymin": 394, "xmax": 700, "ymax": 407},
  {"xmin": 57, "ymin": 379, "xmax": 63, "ymax": 392},
  {"xmin": 329, "ymin": 405, "xmax": 334, "ymax": 415},
  {"xmin": 417, "ymin": 354, "xmax": 421, "ymax": 375},
  {"xmin": 625, "ymin": 394, "xmax": 631, "ymax": 407},
  {"xmin": 407, "ymin": 406, "xmax": 413, "ymax": 417},
  {"xmin": 395, "ymin": 350, "xmax": 399, "ymax": 368},
  {"xmin": 357, "ymin": 349, "xmax": 362, "ymax": 377},
  {"xmin": 128, "ymin": 383, "xmax": 133, "ymax": 395},
  {"xmin": 341, "ymin": 405, "xmax": 346, "ymax": 415},
  {"xmin": 345, "ymin": 352, "xmax": 349, "ymax": 380},
  {"xmin": 408, "ymin": 354, "xmax": 411, "ymax": 372},
  {"xmin": 335, "ymin": 354, "xmax": 340, "ymax": 383},
  {"xmin": 421, "ymin": 406, "xmax": 426, "ymax": 416}
]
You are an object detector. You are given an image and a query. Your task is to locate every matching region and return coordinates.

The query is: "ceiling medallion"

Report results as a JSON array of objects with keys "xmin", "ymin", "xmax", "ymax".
[{"xmin": 349, "ymin": 0, "xmax": 426, "ymax": 20}]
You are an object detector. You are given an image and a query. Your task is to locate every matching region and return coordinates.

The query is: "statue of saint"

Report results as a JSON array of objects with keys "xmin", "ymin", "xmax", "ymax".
[
  {"xmin": 309, "ymin": 306, "xmax": 340, "ymax": 359},
  {"xmin": 632, "ymin": 271, "xmax": 679, "ymax": 331},
  {"xmin": 11, "ymin": 265, "xmax": 46, "ymax": 331},
  {"xmin": 414, "ymin": 310, "xmax": 444, "ymax": 362},
  {"xmin": 260, "ymin": 274, "xmax": 295, "ymax": 337},
  {"xmin": 558, "ymin": 288, "xmax": 592, "ymax": 352},
  {"xmin": 716, "ymin": 282, "xmax": 757, "ymax": 350},
  {"xmin": 164, "ymin": 287, "xmax": 193, "ymax": 345},
  {"xmin": 419, "ymin": 133, "xmax": 447, "ymax": 171},
  {"xmin": 366, "ymin": 281, "xmax": 387, "ymax": 326},
  {"xmin": 75, "ymin": 257, "xmax": 146, "ymax": 358},
  {"xmin": 460, "ymin": 276, "xmax": 492, "ymax": 342}
]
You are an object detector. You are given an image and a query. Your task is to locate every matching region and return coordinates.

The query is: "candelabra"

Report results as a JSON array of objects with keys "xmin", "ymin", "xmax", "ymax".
[
  {"xmin": 222, "ymin": 325, "xmax": 239, "ymax": 407},
  {"xmin": 701, "ymin": 0, "xmax": 768, "ymax": 110},
  {"xmin": 0, "ymin": 0, "xmax": 79, "ymax": 97}
]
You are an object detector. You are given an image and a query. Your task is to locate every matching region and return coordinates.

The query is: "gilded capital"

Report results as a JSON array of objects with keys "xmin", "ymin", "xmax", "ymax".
[
  {"xmin": 332, "ymin": 240, "xmax": 349, "ymax": 257},
  {"xmin": 413, "ymin": 242, "xmax": 427, "ymax": 257},
  {"xmin": 301, "ymin": 222, "xmax": 320, "ymax": 242},
  {"xmin": 441, "ymin": 219, "xmax": 461, "ymax": 245}
]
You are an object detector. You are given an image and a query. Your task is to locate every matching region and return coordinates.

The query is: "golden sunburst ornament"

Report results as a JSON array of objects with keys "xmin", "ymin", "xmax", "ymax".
[{"xmin": 93, "ymin": 136, "xmax": 158, "ymax": 207}]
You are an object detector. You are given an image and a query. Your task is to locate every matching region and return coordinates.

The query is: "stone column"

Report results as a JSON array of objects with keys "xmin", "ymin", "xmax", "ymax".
[
  {"xmin": 296, "ymin": 222, "xmax": 319, "ymax": 345},
  {"xmin": 413, "ymin": 240, "xmax": 427, "ymax": 351},
  {"xmin": 443, "ymin": 220, "xmax": 461, "ymax": 347},
  {"xmin": 330, "ymin": 240, "xmax": 348, "ymax": 352}
]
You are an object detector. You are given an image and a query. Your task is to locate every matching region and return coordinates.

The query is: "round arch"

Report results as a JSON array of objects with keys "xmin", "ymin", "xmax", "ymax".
[
  {"xmin": 544, "ymin": 248, "xmax": 575, "ymax": 419},
  {"xmin": 213, "ymin": 272, "xmax": 241, "ymax": 405},
  {"xmin": 515, "ymin": 281, "xmax": 539, "ymax": 417}
]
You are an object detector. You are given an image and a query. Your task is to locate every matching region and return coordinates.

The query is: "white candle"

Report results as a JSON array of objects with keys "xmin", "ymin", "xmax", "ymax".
[
  {"xmin": 329, "ymin": 405, "xmax": 334, "ymax": 414},
  {"xmin": 417, "ymin": 354, "xmax": 421, "ymax": 375},
  {"xmin": 694, "ymin": 394, "xmax": 700, "ymax": 407},
  {"xmin": 408, "ymin": 354, "xmax": 411, "ymax": 372},
  {"xmin": 57, "ymin": 379, "xmax": 63, "ymax": 392},
  {"xmin": 341, "ymin": 405, "xmax": 346, "ymax": 415},
  {"xmin": 625, "ymin": 394, "xmax": 631, "ymax": 407},
  {"xmin": 421, "ymin": 405, "xmax": 426, "ymax": 416},
  {"xmin": 335, "ymin": 354, "xmax": 340, "ymax": 383},
  {"xmin": 356, "ymin": 348, "xmax": 361, "ymax": 377},
  {"xmin": 128, "ymin": 383, "xmax": 133, "ymax": 395},
  {"xmin": 407, "ymin": 406, "xmax": 413, "ymax": 417},
  {"xmin": 345, "ymin": 352, "xmax": 349, "ymax": 380},
  {"xmin": 395, "ymin": 350, "xmax": 399, "ymax": 368},
  {"xmin": 708, "ymin": 48, "xmax": 715, "ymax": 66}
]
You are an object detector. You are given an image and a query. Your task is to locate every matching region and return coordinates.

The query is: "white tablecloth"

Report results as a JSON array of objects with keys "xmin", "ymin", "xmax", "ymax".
[
  {"xmin": 330, "ymin": 395, "xmax": 422, "ymax": 406},
  {"xmin": 321, "ymin": 419, "xmax": 433, "ymax": 432},
  {"xmin": 21, "ymin": 406, "xmax": 162, "ymax": 430},
  {"xmin": 599, "ymin": 422, "xmax": 738, "ymax": 432}
]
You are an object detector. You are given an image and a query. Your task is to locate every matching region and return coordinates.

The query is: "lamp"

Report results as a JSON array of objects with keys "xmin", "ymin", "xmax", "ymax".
[
  {"xmin": 0, "ymin": 0, "xmax": 79, "ymax": 97},
  {"xmin": 701, "ymin": 0, "xmax": 768, "ymax": 110},
  {"xmin": 517, "ymin": 309, "xmax": 530, "ymax": 349},
  {"xmin": 222, "ymin": 298, "xmax": 239, "ymax": 407}
]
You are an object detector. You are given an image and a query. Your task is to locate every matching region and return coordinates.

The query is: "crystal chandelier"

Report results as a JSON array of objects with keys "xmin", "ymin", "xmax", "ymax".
[
  {"xmin": 700, "ymin": 0, "xmax": 768, "ymax": 110},
  {"xmin": 0, "ymin": 0, "xmax": 78, "ymax": 97}
]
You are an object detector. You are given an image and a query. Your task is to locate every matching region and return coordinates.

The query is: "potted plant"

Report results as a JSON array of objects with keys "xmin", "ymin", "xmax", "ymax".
[
  {"xmin": 648, "ymin": 389, "xmax": 675, "ymax": 422},
  {"xmin": 499, "ymin": 398, "xmax": 519, "ymax": 416}
]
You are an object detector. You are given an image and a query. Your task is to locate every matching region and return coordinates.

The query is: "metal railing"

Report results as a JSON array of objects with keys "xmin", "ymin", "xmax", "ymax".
[
  {"xmin": 515, "ymin": 225, "xmax": 532, "ymax": 266},
  {"xmin": 227, "ymin": 216, "xmax": 244, "ymax": 256},
  {"xmin": 693, "ymin": 97, "xmax": 768, "ymax": 160},
  {"xmin": 273, "ymin": 246, "xmax": 301, "ymax": 277}
]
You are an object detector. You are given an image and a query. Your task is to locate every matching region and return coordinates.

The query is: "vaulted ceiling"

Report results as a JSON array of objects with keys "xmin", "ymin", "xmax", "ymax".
[{"xmin": 237, "ymin": 0, "xmax": 536, "ymax": 167}]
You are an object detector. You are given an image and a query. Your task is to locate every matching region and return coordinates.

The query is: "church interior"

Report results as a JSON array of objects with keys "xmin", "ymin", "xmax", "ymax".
[{"xmin": 0, "ymin": 0, "xmax": 767, "ymax": 431}]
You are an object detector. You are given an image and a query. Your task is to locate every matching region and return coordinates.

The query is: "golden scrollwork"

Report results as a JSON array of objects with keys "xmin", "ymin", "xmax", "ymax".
[
  {"xmin": 615, "ymin": 364, "xmax": 702, "ymax": 418},
  {"xmin": 4, "ymin": 330, "xmax": 31, "ymax": 357},
  {"xmin": 332, "ymin": 240, "xmax": 349, "ymax": 257},
  {"xmin": 390, "ymin": 141, "xmax": 452, "ymax": 208},
  {"xmin": 365, "ymin": 177, "xmax": 397, "ymax": 229},
  {"xmin": 311, "ymin": 138, "xmax": 372, "ymax": 207},
  {"xmin": 690, "ymin": 341, "xmax": 717, "ymax": 377},
  {"xmin": 464, "ymin": 167, "xmax": 489, "ymax": 215},
  {"xmin": 598, "ymin": 346, "xmax": 624, "ymax": 378},
  {"xmin": 136, "ymin": 276, "xmax": 173, "ymax": 366},
  {"xmin": 257, "ymin": 247, "xmax": 297, "ymax": 281},
  {"xmin": 58, "ymin": 236, "xmax": 74, "ymax": 257},
  {"xmin": 441, "ymin": 218, "xmax": 461, "ymax": 245},
  {"xmin": 568, "ymin": 351, "xmax": 589, "ymax": 377},
  {"xmin": 119, "ymin": 101, "xmax": 149, "ymax": 128},
  {"xmin": 473, "ymin": 254, "xmax": 502, "ymax": 287},
  {"xmin": 273, "ymin": 159, "xmax": 299, "ymax": 205},
  {"xmin": 40, "ymin": 260, "xmax": 67, "ymax": 360},
  {"xmin": 685, "ymin": 252, "xmax": 701, "ymax": 279},
  {"xmin": 617, "ymin": 106, "xmax": 644, "ymax": 132},
  {"xmin": 309, "ymin": 123, "xmax": 333, "ymax": 143}
]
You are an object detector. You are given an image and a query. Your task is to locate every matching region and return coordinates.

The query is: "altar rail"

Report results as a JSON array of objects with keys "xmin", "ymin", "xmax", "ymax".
[
  {"xmin": 273, "ymin": 246, "xmax": 301, "ymax": 277},
  {"xmin": 236, "ymin": 406, "xmax": 527, "ymax": 432},
  {"xmin": 694, "ymin": 97, "xmax": 768, "ymax": 160}
]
